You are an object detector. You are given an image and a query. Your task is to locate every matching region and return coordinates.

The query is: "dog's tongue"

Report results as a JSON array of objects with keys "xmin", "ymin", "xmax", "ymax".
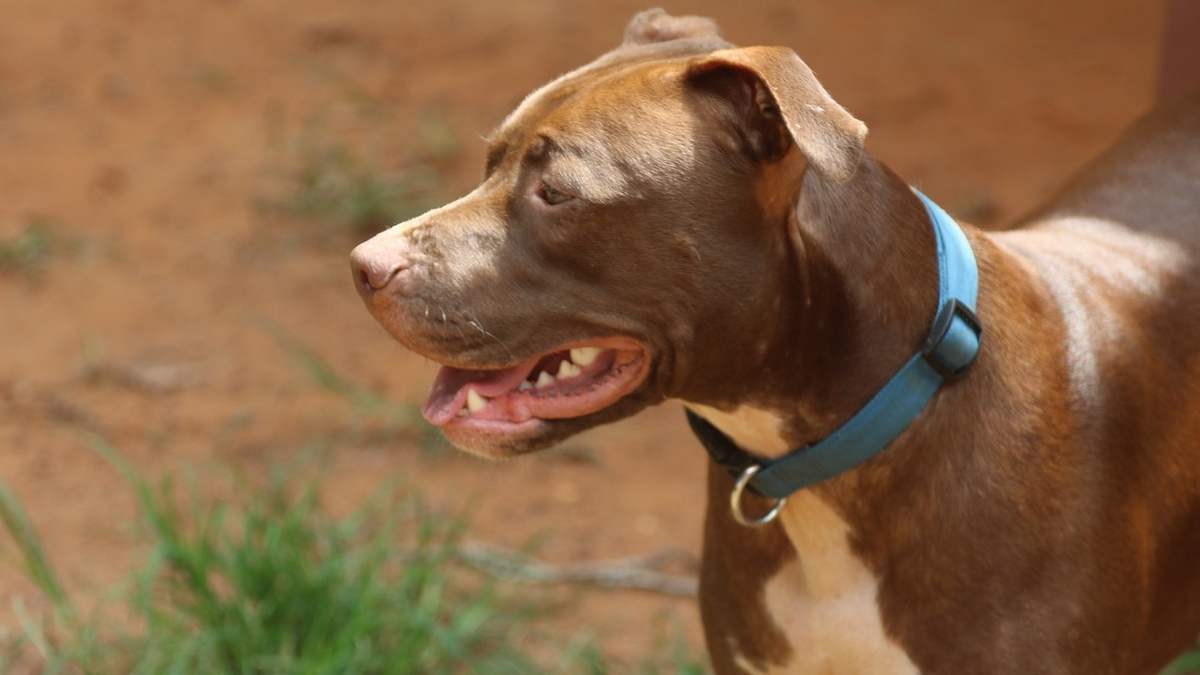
[{"xmin": 423, "ymin": 358, "xmax": 538, "ymax": 425}]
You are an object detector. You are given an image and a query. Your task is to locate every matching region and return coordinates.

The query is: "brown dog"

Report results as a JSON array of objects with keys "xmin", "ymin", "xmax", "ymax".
[{"xmin": 350, "ymin": 9, "xmax": 1200, "ymax": 674}]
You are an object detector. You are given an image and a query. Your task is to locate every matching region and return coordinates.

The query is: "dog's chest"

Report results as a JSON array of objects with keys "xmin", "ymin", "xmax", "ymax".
[
  {"xmin": 687, "ymin": 406, "xmax": 921, "ymax": 673},
  {"xmin": 730, "ymin": 492, "xmax": 920, "ymax": 675}
]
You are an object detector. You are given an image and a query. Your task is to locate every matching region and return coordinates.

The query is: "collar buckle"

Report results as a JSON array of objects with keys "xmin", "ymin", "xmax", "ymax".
[{"xmin": 921, "ymin": 298, "xmax": 984, "ymax": 380}]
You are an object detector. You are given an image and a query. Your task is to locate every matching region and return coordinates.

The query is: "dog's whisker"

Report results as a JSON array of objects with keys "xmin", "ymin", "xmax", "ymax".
[{"xmin": 466, "ymin": 313, "xmax": 515, "ymax": 361}]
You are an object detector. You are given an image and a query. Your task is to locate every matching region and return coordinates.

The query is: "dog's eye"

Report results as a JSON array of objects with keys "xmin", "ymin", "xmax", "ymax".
[{"xmin": 538, "ymin": 183, "xmax": 574, "ymax": 206}]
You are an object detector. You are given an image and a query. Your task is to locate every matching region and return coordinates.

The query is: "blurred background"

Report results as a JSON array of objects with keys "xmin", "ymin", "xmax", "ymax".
[{"xmin": 0, "ymin": 0, "xmax": 1165, "ymax": 672}]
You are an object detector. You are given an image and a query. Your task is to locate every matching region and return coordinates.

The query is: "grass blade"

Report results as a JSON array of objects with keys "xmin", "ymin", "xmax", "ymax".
[{"xmin": 0, "ymin": 479, "xmax": 75, "ymax": 625}]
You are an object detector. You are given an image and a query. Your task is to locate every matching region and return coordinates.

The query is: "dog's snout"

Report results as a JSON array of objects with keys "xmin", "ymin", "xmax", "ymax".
[{"xmin": 349, "ymin": 239, "xmax": 410, "ymax": 299}]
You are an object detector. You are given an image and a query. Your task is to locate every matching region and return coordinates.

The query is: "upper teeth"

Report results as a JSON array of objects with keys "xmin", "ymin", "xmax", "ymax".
[
  {"xmin": 515, "ymin": 347, "xmax": 608, "ymax": 395},
  {"xmin": 556, "ymin": 360, "xmax": 581, "ymax": 379},
  {"xmin": 570, "ymin": 347, "xmax": 602, "ymax": 367}
]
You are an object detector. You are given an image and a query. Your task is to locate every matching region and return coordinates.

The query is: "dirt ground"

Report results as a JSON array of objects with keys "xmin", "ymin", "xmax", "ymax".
[{"xmin": 0, "ymin": 0, "xmax": 1165, "ymax": 666}]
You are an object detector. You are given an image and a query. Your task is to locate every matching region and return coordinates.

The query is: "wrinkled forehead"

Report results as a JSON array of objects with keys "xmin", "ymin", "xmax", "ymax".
[{"xmin": 486, "ymin": 37, "xmax": 729, "ymax": 163}]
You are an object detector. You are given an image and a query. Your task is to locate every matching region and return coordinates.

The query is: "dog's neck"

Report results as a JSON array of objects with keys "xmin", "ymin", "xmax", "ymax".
[
  {"xmin": 691, "ymin": 156, "xmax": 967, "ymax": 674},
  {"xmin": 686, "ymin": 154, "xmax": 942, "ymax": 460}
]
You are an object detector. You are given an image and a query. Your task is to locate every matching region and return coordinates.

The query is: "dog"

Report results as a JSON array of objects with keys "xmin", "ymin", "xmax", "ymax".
[{"xmin": 350, "ymin": 9, "xmax": 1200, "ymax": 674}]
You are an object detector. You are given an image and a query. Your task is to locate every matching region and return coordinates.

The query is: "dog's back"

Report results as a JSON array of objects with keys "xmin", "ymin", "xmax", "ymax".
[{"xmin": 1019, "ymin": 93, "xmax": 1200, "ymax": 247}]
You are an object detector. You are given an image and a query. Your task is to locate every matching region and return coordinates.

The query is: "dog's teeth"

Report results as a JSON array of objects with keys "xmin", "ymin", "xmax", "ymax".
[
  {"xmin": 536, "ymin": 371, "xmax": 556, "ymax": 388},
  {"xmin": 569, "ymin": 347, "xmax": 602, "ymax": 367},
  {"xmin": 466, "ymin": 389, "xmax": 488, "ymax": 412},
  {"xmin": 556, "ymin": 361, "xmax": 581, "ymax": 379},
  {"xmin": 457, "ymin": 409, "xmax": 469, "ymax": 417},
  {"xmin": 517, "ymin": 381, "xmax": 532, "ymax": 392}
]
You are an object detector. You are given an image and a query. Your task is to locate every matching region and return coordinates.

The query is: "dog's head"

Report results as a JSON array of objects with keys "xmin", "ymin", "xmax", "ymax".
[{"xmin": 350, "ymin": 9, "xmax": 866, "ymax": 457}]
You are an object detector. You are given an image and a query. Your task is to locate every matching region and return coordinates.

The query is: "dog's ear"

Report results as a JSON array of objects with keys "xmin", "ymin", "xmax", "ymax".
[
  {"xmin": 623, "ymin": 8, "xmax": 722, "ymax": 46},
  {"xmin": 687, "ymin": 46, "xmax": 867, "ymax": 183}
]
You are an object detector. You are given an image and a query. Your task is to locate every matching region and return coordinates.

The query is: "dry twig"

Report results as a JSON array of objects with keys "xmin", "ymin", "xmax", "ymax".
[{"xmin": 455, "ymin": 543, "xmax": 699, "ymax": 597}]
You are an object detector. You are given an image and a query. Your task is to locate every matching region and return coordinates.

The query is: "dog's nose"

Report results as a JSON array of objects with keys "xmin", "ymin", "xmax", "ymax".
[{"xmin": 349, "ymin": 239, "xmax": 409, "ymax": 299}]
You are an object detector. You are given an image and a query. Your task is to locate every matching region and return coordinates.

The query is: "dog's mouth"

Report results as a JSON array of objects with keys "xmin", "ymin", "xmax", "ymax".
[{"xmin": 422, "ymin": 336, "xmax": 650, "ymax": 436}]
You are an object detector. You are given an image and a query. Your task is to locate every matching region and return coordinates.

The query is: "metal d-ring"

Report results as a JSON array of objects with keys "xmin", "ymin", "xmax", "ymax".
[{"xmin": 730, "ymin": 464, "xmax": 787, "ymax": 528}]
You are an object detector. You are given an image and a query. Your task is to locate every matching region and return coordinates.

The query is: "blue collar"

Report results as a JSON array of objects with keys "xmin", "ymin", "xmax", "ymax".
[{"xmin": 687, "ymin": 190, "xmax": 983, "ymax": 502}]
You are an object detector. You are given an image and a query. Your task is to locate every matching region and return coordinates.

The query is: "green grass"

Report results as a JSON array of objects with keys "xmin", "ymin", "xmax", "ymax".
[
  {"xmin": 288, "ymin": 146, "xmax": 439, "ymax": 239},
  {"xmin": 0, "ymin": 218, "xmax": 57, "ymax": 277},
  {"xmin": 1164, "ymin": 648, "xmax": 1200, "ymax": 675},
  {"xmin": 280, "ymin": 116, "xmax": 458, "ymax": 241},
  {"xmin": 260, "ymin": 320, "xmax": 442, "ymax": 453},
  {"xmin": 270, "ymin": 325, "xmax": 424, "ymax": 428},
  {"xmin": 0, "ymin": 438, "xmax": 709, "ymax": 675}
]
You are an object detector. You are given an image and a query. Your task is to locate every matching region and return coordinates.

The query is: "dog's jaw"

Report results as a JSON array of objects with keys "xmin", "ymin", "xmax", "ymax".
[
  {"xmin": 435, "ymin": 385, "xmax": 665, "ymax": 459},
  {"xmin": 421, "ymin": 337, "xmax": 653, "ymax": 458}
]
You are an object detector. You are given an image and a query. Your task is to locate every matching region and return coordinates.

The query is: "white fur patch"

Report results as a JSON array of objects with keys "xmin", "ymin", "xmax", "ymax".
[
  {"xmin": 731, "ymin": 491, "xmax": 922, "ymax": 675},
  {"xmin": 686, "ymin": 403, "xmax": 791, "ymax": 458},
  {"xmin": 998, "ymin": 217, "xmax": 1188, "ymax": 408},
  {"xmin": 682, "ymin": 407, "xmax": 919, "ymax": 673}
]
